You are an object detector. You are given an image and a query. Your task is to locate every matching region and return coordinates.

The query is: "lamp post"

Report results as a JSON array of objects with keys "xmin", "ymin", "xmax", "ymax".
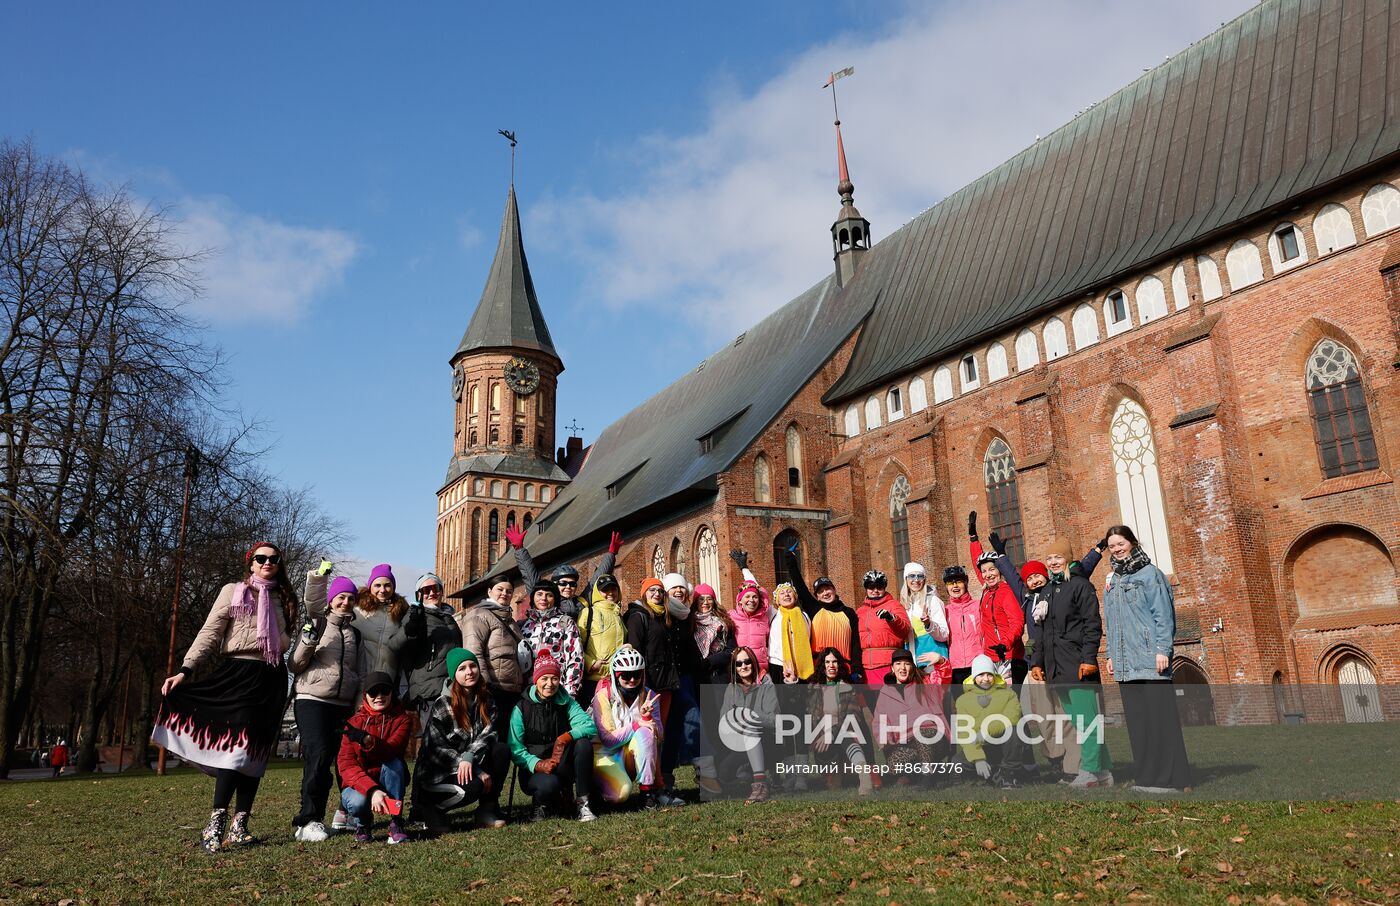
[{"xmin": 156, "ymin": 445, "xmax": 199, "ymax": 775}]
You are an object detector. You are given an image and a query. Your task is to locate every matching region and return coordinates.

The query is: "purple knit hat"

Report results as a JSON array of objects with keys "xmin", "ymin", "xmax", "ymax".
[
  {"xmin": 367, "ymin": 563, "xmax": 396, "ymax": 589},
  {"xmin": 327, "ymin": 576, "xmax": 358, "ymax": 603}
]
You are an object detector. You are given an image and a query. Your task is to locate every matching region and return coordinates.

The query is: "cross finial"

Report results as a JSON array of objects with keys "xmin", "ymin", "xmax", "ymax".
[{"xmin": 565, "ymin": 418, "xmax": 583, "ymax": 437}]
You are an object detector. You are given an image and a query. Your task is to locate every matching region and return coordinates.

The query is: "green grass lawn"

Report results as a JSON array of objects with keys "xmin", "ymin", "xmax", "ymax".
[{"xmin": 4, "ymin": 724, "xmax": 1399, "ymax": 904}]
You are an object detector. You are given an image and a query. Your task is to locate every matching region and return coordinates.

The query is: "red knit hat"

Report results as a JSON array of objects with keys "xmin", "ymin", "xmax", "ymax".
[
  {"xmin": 532, "ymin": 649, "xmax": 562, "ymax": 683},
  {"xmin": 1020, "ymin": 560, "xmax": 1049, "ymax": 583}
]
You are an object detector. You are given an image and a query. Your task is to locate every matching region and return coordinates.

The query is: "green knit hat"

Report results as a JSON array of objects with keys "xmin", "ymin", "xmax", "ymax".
[{"xmin": 446, "ymin": 647, "xmax": 477, "ymax": 678}]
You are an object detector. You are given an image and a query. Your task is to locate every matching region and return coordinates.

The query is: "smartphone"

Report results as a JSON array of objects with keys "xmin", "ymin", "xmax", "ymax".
[{"xmin": 384, "ymin": 797, "xmax": 402, "ymax": 816}]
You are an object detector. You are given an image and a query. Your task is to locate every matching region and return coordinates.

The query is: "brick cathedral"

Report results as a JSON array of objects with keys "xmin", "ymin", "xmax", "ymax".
[{"xmin": 439, "ymin": 0, "xmax": 1400, "ymax": 721}]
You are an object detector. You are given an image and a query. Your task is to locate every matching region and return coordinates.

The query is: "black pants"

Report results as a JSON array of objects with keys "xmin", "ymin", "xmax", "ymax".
[
  {"xmin": 1120, "ymin": 681, "xmax": 1192, "ymax": 789},
  {"xmin": 292, "ymin": 699, "xmax": 352, "ymax": 826},
  {"xmin": 415, "ymin": 741, "xmax": 511, "ymax": 826},
  {"xmin": 518, "ymin": 739, "xmax": 593, "ymax": 804},
  {"xmin": 490, "ymin": 687, "xmax": 520, "ymax": 741}
]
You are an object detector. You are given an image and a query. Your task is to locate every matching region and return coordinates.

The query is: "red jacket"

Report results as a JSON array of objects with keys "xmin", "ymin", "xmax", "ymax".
[
  {"xmin": 50, "ymin": 744, "xmax": 69, "ymax": 767},
  {"xmin": 337, "ymin": 699, "xmax": 412, "ymax": 796},
  {"xmin": 971, "ymin": 541, "xmax": 1026, "ymax": 662},
  {"xmin": 856, "ymin": 594, "xmax": 911, "ymax": 672}
]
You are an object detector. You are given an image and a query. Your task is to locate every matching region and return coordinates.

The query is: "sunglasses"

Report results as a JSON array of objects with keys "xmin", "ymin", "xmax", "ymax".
[
  {"xmin": 365, "ymin": 687, "xmax": 392, "ymax": 698},
  {"xmin": 251, "ymin": 554, "xmax": 281, "ymax": 565},
  {"xmin": 617, "ymin": 671, "xmax": 643, "ymax": 681},
  {"xmin": 556, "ymin": 579, "xmax": 578, "ymax": 586},
  {"xmin": 734, "ymin": 659, "xmax": 754, "ymax": 668}
]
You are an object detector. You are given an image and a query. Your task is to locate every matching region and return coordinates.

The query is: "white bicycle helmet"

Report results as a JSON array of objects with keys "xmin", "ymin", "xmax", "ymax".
[{"xmin": 609, "ymin": 645, "xmax": 646, "ymax": 674}]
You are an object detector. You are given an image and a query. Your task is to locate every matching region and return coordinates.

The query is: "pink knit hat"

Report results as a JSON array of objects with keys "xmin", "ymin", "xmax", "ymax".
[
  {"xmin": 693, "ymin": 583, "xmax": 717, "ymax": 599},
  {"xmin": 734, "ymin": 581, "xmax": 770, "ymax": 609}
]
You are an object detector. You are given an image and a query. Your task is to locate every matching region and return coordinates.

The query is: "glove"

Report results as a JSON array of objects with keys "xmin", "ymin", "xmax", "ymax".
[
  {"xmin": 991, "ymin": 644, "xmax": 1008, "ymax": 661},
  {"xmin": 534, "ymin": 757, "xmax": 557, "ymax": 775},
  {"xmin": 300, "ymin": 622, "xmax": 318, "ymax": 644},
  {"xmin": 876, "ymin": 609, "xmax": 893, "ymax": 622},
  {"xmin": 550, "ymin": 732, "xmax": 573, "ymax": 760},
  {"xmin": 967, "ymin": 512, "xmax": 978, "ymax": 540},
  {"xmin": 1096, "ymin": 534, "xmax": 1109, "ymax": 553},
  {"xmin": 1031, "ymin": 597, "xmax": 1049, "ymax": 625},
  {"xmin": 1030, "ymin": 666, "xmax": 1046, "ymax": 682},
  {"xmin": 608, "ymin": 531, "xmax": 624, "ymax": 555},
  {"xmin": 504, "ymin": 525, "xmax": 526, "ymax": 549},
  {"xmin": 316, "ymin": 560, "xmax": 334, "ymax": 576},
  {"xmin": 343, "ymin": 724, "xmax": 369, "ymax": 744},
  {"xmin": 1078, "ymin": 663, "xmax": 1099, "ymax": 680},
  {"xmin": 988, "ymin": 532, "xmax": 1007, "ymax": 557},
  {"xmin": 729, "ymin": 549, "xmax": 748, "ymax": 569},
  {"xmin": 787, "ymin": 538, "xmax": 800, "ymax": 555},
  {"xmin": 975, "ymin": 760, "xmax": 992, "ymax": 780}
]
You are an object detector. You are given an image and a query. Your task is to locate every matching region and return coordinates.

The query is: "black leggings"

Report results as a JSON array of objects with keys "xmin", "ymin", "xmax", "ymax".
[
  {"xmin": 518, "ymin": 739, "xmax": 593, "ymax": 803},
  {"xmin": 213, "ymin": 769, "xmax": 262, "ymax": 813}
]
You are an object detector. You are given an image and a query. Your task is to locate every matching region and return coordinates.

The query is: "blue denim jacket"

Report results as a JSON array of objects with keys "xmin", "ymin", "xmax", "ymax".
[{"xmin": 1102, "ymin": 562, "xmax": 1175, "ymax": 682}]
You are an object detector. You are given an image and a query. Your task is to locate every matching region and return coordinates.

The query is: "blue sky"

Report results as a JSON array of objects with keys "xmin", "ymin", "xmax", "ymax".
[{"xmin": 6, "ymin": 1, "xmax": 1251, "ymax": 580}]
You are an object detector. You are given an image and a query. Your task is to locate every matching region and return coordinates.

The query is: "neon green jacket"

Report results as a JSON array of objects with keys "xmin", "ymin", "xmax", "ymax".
[{"xmin": 953, "ymin": 672, "xmax": 1023, "ymax": 763}]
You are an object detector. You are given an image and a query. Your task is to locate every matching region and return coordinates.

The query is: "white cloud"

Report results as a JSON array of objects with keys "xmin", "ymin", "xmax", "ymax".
[
  {"xmin": 531, "ymin": 0, "xmax": 1254, "ymax": 339},
  {"xmin": 177, "ymin": 196, "xmax": 359, "ymax": 323}
]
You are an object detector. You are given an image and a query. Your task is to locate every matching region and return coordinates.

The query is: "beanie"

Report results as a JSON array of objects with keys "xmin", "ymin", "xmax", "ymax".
[
  {"xmin": 368, "ymin": 563, "xmax": 396, "ymax": 589},
  {"xmin": 903, "ymin": 562, "xmax": 926, "ymax": 578},
  {"xmin": 327, "ymin": 576, "xmax": 358, "ymax": 603},
  {"xmin": 532, "ymin": 649, "xmax": 562, "ymax": 683},
  {"xmin": 1020, "ymin": 561, "xmax": 1049, "ymax": 584},
  {"xmin": 415, "ymin": 573, "xmax": 444, "ymax": 598},
  {"xmin": 1044, "ymin": 538, "xmax": 1073, "ymax": 565},
  {"xmin": 445, "ymin": 647, "xmax": 477, "ymax": 678},
  {"xmin": 693, "ymin": 583, "xmax": 716, "ymax": 599},
  {"xmin": 662, "ymin": 572, "xmax": 688, "ymax": 592},
  {"xmin": 640, "ymin": 577, "xmax": 665, "ymax": 598},
  {"xmin": 969, "ymin": 654, "xmax": 997, "ymax": 679}
]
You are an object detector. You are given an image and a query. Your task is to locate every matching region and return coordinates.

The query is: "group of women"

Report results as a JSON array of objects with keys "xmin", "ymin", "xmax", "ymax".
[{"xmin": 152, "ymin": 518, "xmax": 1191, "ymax": 853}]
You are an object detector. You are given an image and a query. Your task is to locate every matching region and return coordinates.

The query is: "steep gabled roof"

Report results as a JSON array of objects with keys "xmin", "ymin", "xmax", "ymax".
[
  {"xmin": 825, "ymin": 0, "xmax": 1400, "ymax": 404},
  {"xmin": 456, "ymin": 274, "xmax": 875, "ymax": 596},
  {"xmin": 453, "ymin": 186, "xmax": 561, "ymax": 368}
]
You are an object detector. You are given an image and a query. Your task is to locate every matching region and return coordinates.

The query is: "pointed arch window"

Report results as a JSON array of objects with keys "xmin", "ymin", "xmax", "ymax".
[
  {"xmin": 652, "ymin": 545, "xmax": 666, "ymax": 580},
  {"xmin": 1361, "ymin": 183, "xmax": 1400, "ymax": 236},
  {"xmin": 1170, "ymin": 263, "xmax": 1189, "ymax": 311},
  {"xmin": 983, "ymin": 438, "xmax": 1025, "ymax": 566},
  {"xmin": 908, "ymin": 377, "xmax": 928, "ymax": 412},
  {"xmin": 1306, "ymin": 339, "xmax": 1378, "ymax": 478},
  {"xmin": 886, "ymin": 386, "xmax": 904, "ymax": 421},
  {"xmin": 1015, "ymin": 330, "xmax": 1038, "ymax": 371},
  {"xmin": 696, "ymin": 526, "xmax": 720, "ymax": 594},
  {"xmin": 489, "ymin": 426, "xmax": 500, "ymax": 444},
  {"xmin": 1195, "ymin": 256, "xmax": 1223, "ymax": 300},
  {"xmin": 932, "ymin": 366, "xmax": 954, "ymax": 403},
  {"xmin": 470, "ymin": 508, "xmax": 481, "ymax": 578},
  {"xmin": 1109, "ymin": 399, "xmax": 1174, "ymax": 573},
  {"xmin": 754, "ymin": 454, "xmax": 772, "ymax": 503},
  {"xmin": 469, "ymin": 384, "xmax": 480, "ymax": 415},
  {"xmin": 889, "ymin": 475, "xmax": 912, "ymax": 570},
  {"xmin": 986, "ymin": 343, "xmax": 1009, "ymax": 382},
  {"xmin": 490, "ymin": 383, "xmax": 501, "ymax": 411},
  {"xmin": 1313, "ymin": 203, "xmax": 1357, "ymax": 254},
  {"xmin": 469, "ymin": 429, "xmax": 478, "ymax": 446},
  {"xmin": 773, "ymin": 528, "xmax": 801, "ymax": 585},
  {"xmin": 1269, "ymin": 223, "xmax": 1308, "ymax": 271},
  {"xmin": 488, "ymin": 510, "xmax": 500, "ymax": 565},
  {"xmin": 490, "ymin": 479, "xmax": 502, "ymax": 497},
  {"xmin": 670, "ymin": 537, "xmax": 685, "ymax": 577},
  {"xmin": 1136, "ymin": 276, "xmax": 1168, "ymax": 324},
  {"xmin": 960, "ymin": 355, "xmax": 980, "ymax": 391},
  {"xmin": 522, "ymin": 513, "xmax": 533, "ymax": 530},
  {"xmin": 1072, "ymin": 303, "xmax": 1099, "ymax": 348},
  {"xmin": 1225, "ymin": 240, "xmax": 1264, "ymax": 289},
  {"xmin": 843, "ymin": 404, "xmax": 860, "ymax": 437},
  {"xmin": 1042, "ymin": 318, "xmax": 1068, "ymax": 360},
  {"xmin": 864, "ymin": 396, "xmax": 882, "ymax": 429},
  {"xmin": 785, "ymin": 425, "xmax": 805, "ymax": 505}
]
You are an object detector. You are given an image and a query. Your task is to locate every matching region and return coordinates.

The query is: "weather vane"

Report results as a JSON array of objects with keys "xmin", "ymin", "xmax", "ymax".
[
  {"xmin": 498, "ymin": 129, "xmax": 517, "ymax": 184},
  {"xmin": 822, "ymin": 66, "xmax": 855, "ymax": 126}
]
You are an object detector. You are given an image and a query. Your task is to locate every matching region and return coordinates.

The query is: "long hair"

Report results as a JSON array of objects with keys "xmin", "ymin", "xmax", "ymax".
[
  {"xmin": 816, "ymin": 647, "xmax": 851, "ymax": 684},
  {"xmin": 687, "ymin": 598, "xmax": 735, "ymax": 638},
  {"xmin": 1106, "ymin": 524, "xmax": 1140, "ymax": 549},
  {"xmin": 246, "ymin": 541, "xmax": 298, "ymax": 632},
  {"xmin": 729, "ymin": 646, "xmax": 760, "ymax": 685},
  {"xmin": 357, "ymin": 587, "xmax": 408, "ymax": 623},
  {"xmin": 450, "ymin": 671, "xmax": 492, "ymax": 731}
]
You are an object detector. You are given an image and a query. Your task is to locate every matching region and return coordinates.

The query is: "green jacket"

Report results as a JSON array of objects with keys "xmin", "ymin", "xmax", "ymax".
[
  {"xmin": 508, "ymin": 685, "xmax": 598, "ymax": 772},
  {"xmin": 953, "ymin": 672, "xmax": 1023, "ymax": 763}
]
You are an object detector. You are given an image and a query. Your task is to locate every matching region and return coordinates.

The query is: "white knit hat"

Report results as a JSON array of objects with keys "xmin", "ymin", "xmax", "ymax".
[
  {"xmin": 662, "ymin": 572, "xmax": 688, "ymax": 592},
  {"xmin": 903, "ymin": 562, "xmax": 926, "ymax": 578}
]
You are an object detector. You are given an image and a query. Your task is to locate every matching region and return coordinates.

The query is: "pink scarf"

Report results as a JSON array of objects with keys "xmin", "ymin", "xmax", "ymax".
[{"xmin": 231, "ymin": 575, "xmax": 283, "ymax": 665}]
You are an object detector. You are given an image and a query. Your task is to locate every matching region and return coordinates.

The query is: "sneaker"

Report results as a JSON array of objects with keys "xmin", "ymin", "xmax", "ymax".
[
  {"xmin": 696, "ymin": 775, "xmax": 724, "ymax": 802},
  {"xmin": 1069, "ymin": 769, "xmax": 1114, "ymax": 788},
  {"xmin": 1130, "ymin": 784, "xmax": 1182, "ymax": 794},
  {"xmin": 531, "ymin": 804, "xmax": 549, "ymax": 823},
  {"xmin": 386, "ymin": 819, "xmax": 409, "ymax": 844},
  {"xmin": 576, "ymin": 798, "xmax": 597, "ymax": 823},
  {"xmin": 655, "ymin": 790, "xmax": 687, "ymax": 808},
  {"xmin": 294, "ymin": 821, "xmax": 329, "ymax": 843},
  {"xmin": 200, "ymin": 808, "xmax": 227, "ymax": 855},
  {"xmin": 226, "ymin": 811, "xmax": 257, "ymax": 846},
  {"xmin": 330, "ymin": 809, "xmax": 351, "ymax": 833},
  {"xmin": 857, "ymin": 774, "xmax": 874, "ymax": 796},
  {"xmin": 744, "ymin": 780, "xmax": 770, "ymax": 805},
  {"xmin": 1093, "ymin": 770, "xmax": 1114, "ymax": 787},
  {"xmin": 472, "ymin": 806, "xmax": 507, "ymax": 829},
  {"xmin": 354, "ymin": 822, "xmax": 372, "ymax": 844},
  {"xmin": 641, "ymin": 792, "xmax": 661, "ymax": 811}
]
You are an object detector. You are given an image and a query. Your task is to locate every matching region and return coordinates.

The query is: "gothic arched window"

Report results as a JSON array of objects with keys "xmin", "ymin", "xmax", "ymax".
[
  {"xmin": 889, "ymin": 475, "xmax": 912, "ymax": 570},
  {"xmin": 785, "ymin": 425, "xmax": 804, "ymax": 505},
  {"xmin": 1109, "ymin": 399, "xmax": 1174, "ymax": 573},
  {"xmin": 652, "ymin": 545, "xmax": 666, "ymax": 580},
  {"xmin": 983, "ymin": 438, "xmax": 1025, "ymax": 566},
  {"xmin": 696, "ymin": 526, "xmax": 720, "ymax": 595},
  {"xmin": 754, "ymin": 454, "xmax": 772, "ymax": 503},
  {"xmin": 1361, "ymin": 183, "xmax": 1400, "ymax": 236},
  {"xmin": 1306, "ymin": 339, "xmax": 1378, "ymax": 478}
]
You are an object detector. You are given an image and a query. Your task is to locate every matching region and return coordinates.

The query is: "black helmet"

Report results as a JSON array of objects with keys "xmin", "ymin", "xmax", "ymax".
[
  {"xmin": 813, "ymin": 576, "xmax": 836, "ymax": 591},
  {"xmin": 942, "ymin": 565, "xmax": 968, "ymax": 584},
  {"xmin": 550, "ymin": 565, "xmax": 580, "ymax": 582},
  {"xmin": 862, "ymin": 569, "xmax": 887, "ymax": 588}
]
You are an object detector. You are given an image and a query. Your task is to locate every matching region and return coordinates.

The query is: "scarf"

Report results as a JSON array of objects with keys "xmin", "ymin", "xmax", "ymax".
[
  {"xmin": 642, "ymin": 597, "xmax": 665, "ymax": 617},
  {"xmin": 811, "ymin": 607, "xmax": 851, "ymax": 659},
  {"xmin": 692, "ymin": 610, "xmax": 723, "ymax": 657},
  {"xmin": 778, "ymin": 604, "xmax": 814, "ymax": 680},
  {"xmin": 1111, "ymin": 546, "xmax": 1152, "ymax": 577},
  {"xmin": 231, "ymin": 575, "xmax": 282, "ymax": 665}
]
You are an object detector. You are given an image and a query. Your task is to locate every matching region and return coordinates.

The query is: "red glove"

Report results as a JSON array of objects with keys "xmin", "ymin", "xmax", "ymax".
[
  {"xmin": 504, "ymin": 525, "xmax": 526, "ymax": 549},
  {"xmin": 608, "ymin": 531, "xmax": 624, "ymax": 555}
]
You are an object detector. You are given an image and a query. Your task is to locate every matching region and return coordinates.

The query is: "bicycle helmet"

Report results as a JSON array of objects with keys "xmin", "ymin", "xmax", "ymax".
[
  {"xmin": 862, "ymin": 569, "xmax": 887, "ymax": 588},
  {"xmin": 609, "ymin": 645, "xmax": 646, "ymax": 673}
]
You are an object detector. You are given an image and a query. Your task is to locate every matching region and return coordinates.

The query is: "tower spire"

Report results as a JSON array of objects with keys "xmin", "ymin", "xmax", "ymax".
[
  {"xmin": 823, "ymin": 67, "xmax": 870, "ymax": 287},
  {"xmin": 498, "ymin": 129, "xmax": 517, "ymax": 186}
]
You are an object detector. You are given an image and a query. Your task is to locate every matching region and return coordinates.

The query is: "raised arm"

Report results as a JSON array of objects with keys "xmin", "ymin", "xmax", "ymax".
[
  {"xmin": 987, "ymin": 532, "xmax": 1028, "ymax": 600},
  {"xmin": 504, "ymin": 524, "xmax": 539, "ymax": 590},
  {"xmin": 782, "ymin": 549, "xmax": 821, "ymax": 616}
]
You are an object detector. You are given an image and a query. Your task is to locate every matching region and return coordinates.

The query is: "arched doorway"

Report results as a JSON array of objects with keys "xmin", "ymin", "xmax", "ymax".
[
  {"xmin": 1336, "ymin": 655, "xmax": 1382, "ymax": 723},
  {"xmin": 1171, "ymin": 659, "xmax": 1215, "ymax": 726},
  {"xmin": 773, "ymin": 529, "xmax": 802, "ymax": 586}
]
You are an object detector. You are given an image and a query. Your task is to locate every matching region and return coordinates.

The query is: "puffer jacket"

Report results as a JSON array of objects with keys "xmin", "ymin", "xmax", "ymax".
[
  {"xmin": 855, "ymin": 594, "xmax": 911, "ymax": 676},
  {"xmin": 623, "ymin": 601, "xmax": 678, "ymax": 692},
  {"xmin": 577, "ymin": 590, "xmax": 627, "ymax": 681},
  {"xmin": 1102, "ymin": 557, "xmax": 1175, "ymax": 682},
  {"xmin": 353, "ymin": 604, "xmax": 410, "ymax": 682},
  {"xmin": 521, "ymin": 606, "xmax": 584, "ymax": 696},
  {"xmin": 417, "ymin": 688, "xmax": 497, "ymax": 786},
  {"xmin": 457, "ymin": 599, "xmax": 525, "ymax": 694},
  {"xmin": 953, "ymin": 670, "xmax": 1023, "ymax": 763},
  {"xmin": 181, "ymin": 582, "xmax": 293, "ymax": 672},
  {"xmin": 402, "ymin": 603, "xmax": 463, "ymax": 708},
  {"xmin": 874, "ymin": 677, "xmax": 945, "ymax": 745},
  {"xmin": 337, "ymin": 698, "xmax": 413, "ymax": 796},
  {"xmin": 945, "ymin": 592, "xmax": 981, "ymax": 669},
  {"xmin": 289, "ymin": 608, "xmax": 363, "ymax": 705},
  {"xmin": 728, "ymin": 596, "xmax": 774, "ymax": 675}
]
